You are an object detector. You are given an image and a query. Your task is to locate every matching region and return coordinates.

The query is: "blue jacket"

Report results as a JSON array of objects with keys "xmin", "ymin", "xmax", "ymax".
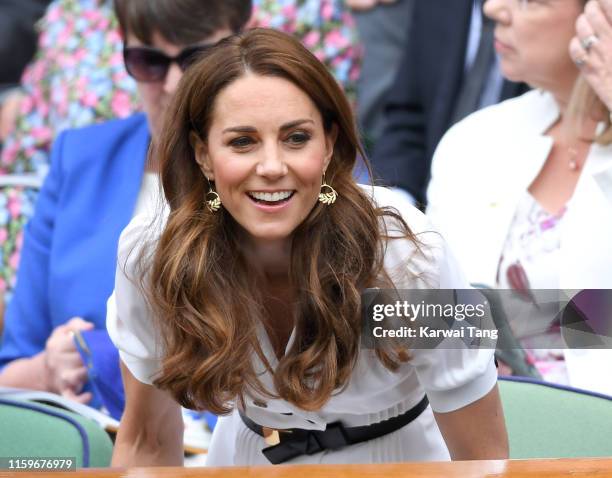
[{"xmin": 0, "ymin": 114, "xmax": 150, "ymax": 367}]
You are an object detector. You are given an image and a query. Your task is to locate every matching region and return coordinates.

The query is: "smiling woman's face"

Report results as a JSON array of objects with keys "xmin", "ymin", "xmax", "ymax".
[
  {"xmin": 484, "ymin": 0, "xmax": 584, "ymax": 90},
  {"xmin": 195, "ymin": 73, "xmax": 337, "ymax": 246}
]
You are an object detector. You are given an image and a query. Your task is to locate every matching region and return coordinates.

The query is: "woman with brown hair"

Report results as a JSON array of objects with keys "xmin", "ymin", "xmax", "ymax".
[{"xmin": 108, "ymin": 28, "xmax": 508, "ymax": 466}]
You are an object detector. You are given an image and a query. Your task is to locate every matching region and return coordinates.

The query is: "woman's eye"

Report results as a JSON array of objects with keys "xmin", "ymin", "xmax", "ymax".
[
  {"xmin": 229, "ymin": 136, "xmax": 254, "ymax": 148},
  {"xmin": 286, "ymin": 132, "xmax": 311, "ymax": 146}
]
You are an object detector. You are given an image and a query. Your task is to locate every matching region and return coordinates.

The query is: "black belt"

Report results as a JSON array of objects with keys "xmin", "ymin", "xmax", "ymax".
[{"xmin": 240, "ymin": 395, "xmax": 429, "ymax": 464}]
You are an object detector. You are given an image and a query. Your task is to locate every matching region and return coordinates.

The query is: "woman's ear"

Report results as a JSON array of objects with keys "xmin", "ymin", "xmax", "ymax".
[
  {"xmin": 190, "ymin": 131, "xmax": 215, "ymax": 180},
  {"xmin": 323, "ymin": 123, "xmax": 339, "ymax": 171}
]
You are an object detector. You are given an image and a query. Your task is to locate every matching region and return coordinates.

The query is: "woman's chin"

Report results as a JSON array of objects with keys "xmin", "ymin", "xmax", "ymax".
[{"xmin": 499, "ymin": 65, "xmax": 524, "ymax": 85}]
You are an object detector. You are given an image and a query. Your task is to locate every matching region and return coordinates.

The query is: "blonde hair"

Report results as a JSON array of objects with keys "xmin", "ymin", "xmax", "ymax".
[{"xmin": 567, "ymin": 76, "xmax": 612, "ymax": 145}]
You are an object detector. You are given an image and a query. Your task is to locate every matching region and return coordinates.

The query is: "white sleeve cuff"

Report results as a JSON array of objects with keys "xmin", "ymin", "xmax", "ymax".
[
  {"xmin": 426, "ymin": 359, "xmax": 498, "ymax": 413},
  {"xmin": 118, "ymin": 350, "xmax": 158, "ymax": 385}
]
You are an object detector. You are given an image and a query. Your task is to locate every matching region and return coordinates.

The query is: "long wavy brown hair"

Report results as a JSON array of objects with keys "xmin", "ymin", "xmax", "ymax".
[{"xmin": 143, "ymin": 28, "xmax": 417, "ymax": 414}]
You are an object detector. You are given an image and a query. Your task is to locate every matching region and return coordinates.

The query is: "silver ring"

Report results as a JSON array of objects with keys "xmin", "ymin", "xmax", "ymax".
[
  {"xmin": 574, "ymin": 56, "xmax": 587, "ymax": 68},
  {"xmin": 581, "ymin": 34, "xmax": 599, "ymax": 53}
]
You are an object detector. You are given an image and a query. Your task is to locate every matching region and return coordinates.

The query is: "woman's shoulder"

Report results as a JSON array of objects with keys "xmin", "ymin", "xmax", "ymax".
[
  {"xmin": 443, "ymin": 89, "xmax": 557, "ymax": 143},
  {"xmin": 117, "ymin": 209, "xmax": 169, "ymax": 278},
  {"xmin": 430, "ymin": 90, "xmax": 558, "ymax": 180},
  {"xmin": 358, "ymin": 185, "xmax": 468, "ymax": 289},
  {"xmin": 358, "ymin": 184, "xmax": 431, "ymax": 234}
]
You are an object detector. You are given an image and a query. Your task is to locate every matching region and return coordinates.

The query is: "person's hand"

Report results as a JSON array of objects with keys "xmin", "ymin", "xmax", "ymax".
[
  {"xmin": 44, "ymin": 317, "xmax": 94, "ymax": 403},
  {"xmin": 0, "ymin": 90, "xmax": 23, "ymax": 142},
  {"xmin": 570, "ymin": 0, "xmax": 612, "ymax": 109}
]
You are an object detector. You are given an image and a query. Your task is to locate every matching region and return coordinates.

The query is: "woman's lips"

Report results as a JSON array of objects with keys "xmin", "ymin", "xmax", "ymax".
[
  {"xmin": 246, "ymin": 192, "xmax": 294, "ymax": 212},
  {"xmin": 494, "ymin": 38, "xmax": 513, "ymax": 54}
]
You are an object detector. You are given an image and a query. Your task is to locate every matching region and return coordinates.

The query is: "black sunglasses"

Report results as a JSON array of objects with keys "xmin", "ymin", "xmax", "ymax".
[{"xmin": 123, "ymin": 43, "xmax": 215, "ymax": 83}]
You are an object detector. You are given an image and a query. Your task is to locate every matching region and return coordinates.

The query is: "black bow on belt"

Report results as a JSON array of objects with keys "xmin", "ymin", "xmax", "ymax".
[
  {"xmin": 261, "ymin": 422, "xmax": 349, "ymax": 464},
  {"xmin": 239, "ymin": 395, "xmax": 429, "ymax": 464}
]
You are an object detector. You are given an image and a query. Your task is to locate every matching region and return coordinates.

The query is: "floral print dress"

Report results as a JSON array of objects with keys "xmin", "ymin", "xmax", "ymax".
[{"xmin": 496, "ymin": 192, "xmax": 569, "ymax": 384}]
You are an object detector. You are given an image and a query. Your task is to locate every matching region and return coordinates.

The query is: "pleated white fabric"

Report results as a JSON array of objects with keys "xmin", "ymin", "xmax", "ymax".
[{"xmin": 108, "ymin": 185, "xmax": 497, "ymax": 465}]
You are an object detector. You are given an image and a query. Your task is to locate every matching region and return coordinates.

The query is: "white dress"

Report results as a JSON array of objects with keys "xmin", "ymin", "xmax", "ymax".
[{"xmin": 107, "ymin": 185, "xmax": 497, "ymax": 466}]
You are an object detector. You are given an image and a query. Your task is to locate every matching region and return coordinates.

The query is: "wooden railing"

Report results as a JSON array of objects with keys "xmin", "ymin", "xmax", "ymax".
[{"xmin": 1, "ymin": 458, "xmax": 611, "ymax": 478}]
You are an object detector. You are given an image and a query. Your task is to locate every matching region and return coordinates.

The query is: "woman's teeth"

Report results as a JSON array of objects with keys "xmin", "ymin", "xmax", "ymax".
[{"xmin": 248, "ymin": 191, "xmax": 294, "ymax": 202}]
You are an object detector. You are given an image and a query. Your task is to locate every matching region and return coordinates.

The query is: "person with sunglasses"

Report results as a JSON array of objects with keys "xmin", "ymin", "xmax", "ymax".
[{"xmin": 0, "ymin": 0, "xmax": 252, "ymax": 405}]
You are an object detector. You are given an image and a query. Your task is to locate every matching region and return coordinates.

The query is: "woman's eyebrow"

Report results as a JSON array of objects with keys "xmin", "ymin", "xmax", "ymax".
[
  {"xmin": 222, "ymin": 125, "xmax": 257, "ymax": 134},
  {"xmin": 221, "ymin": 119, "xmax": 314, "ymax": 134},
  {"xmin": 280, "ymin": 119, "xmax": 315, "ymax": 130}
]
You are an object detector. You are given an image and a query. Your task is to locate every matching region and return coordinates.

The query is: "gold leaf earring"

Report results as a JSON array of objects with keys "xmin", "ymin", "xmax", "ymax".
[
  {"xmin": 205, "ymin": 178, "xmax": 221, "ymax": 212},
  {"xmin": 318, "ymin": 173, "xmax": 338, "ymax": 205}
]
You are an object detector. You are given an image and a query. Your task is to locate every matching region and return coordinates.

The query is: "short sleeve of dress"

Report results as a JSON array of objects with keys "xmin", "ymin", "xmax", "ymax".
[
  {"xmin": 411, "ymin": 333, "xmax": 497, "ymax": 413},
  {"xmin": 106, "ymin": 213, "xmax": 163, "ymax": 385},
  {"xmin": 367, "ymin": 186, "xmax": 498, "ymax": 413},
  {"xmin": 408, "ymin": 223, "xmax": 497, "ymax": 413}
]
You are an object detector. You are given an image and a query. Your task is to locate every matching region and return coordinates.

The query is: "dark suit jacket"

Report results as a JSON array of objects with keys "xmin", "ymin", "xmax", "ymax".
[{"xmin": 371, "ymin": 0, "xmax": 529, "ymax": 206}]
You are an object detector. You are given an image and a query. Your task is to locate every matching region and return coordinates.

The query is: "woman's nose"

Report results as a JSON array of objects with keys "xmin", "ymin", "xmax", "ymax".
[
  {"xmin": 483, "ymin": 0, "xmax": 511, "ymax": 25},
  {"xmin": 163, "ymin": 62, "xmax": 183, "ymax": 95},
  {"xmin": 255, "ymin": 144, "xmax": 288, "ymax": 178}
]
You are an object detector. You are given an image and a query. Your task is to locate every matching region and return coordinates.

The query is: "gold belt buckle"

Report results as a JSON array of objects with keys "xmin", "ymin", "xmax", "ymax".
[{"xmin": 262, "ymin": 427, "xmax": 292, "ymax": 446}]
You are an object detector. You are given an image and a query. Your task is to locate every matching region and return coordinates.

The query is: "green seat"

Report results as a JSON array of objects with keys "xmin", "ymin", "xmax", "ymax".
[
  {"xmin": 0, "ymin": 398, "xmax": 113, "ymax": 467},
  {"xmin": 499, "ymin": 377, "xmax": 612, "ymax": 459}
]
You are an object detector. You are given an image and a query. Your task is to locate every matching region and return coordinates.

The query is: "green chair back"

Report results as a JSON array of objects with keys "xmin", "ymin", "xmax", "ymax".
[
  {"xmin": 499, "ymin": 377, "xmax": 612, "ymax": 459},
  {"xmin": 0, "ymin": 398, "xmax": 113, "ymax": 467}
]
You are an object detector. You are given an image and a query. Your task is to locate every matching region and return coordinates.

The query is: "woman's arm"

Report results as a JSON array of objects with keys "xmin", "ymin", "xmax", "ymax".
[
  {"xmin": 112, "ymin": 360, "xmax": 184, "ymax": 467},
  {"xmin": 433, "ymin": 384, "xmax": 509, "ymax": 460},
  {"xmin": 0, "ymin": 352, "xmax": 50, "ymax": 389},
  {"xmin": 0, "ymin": 128, "xmax": 95, "ymax": 399}
]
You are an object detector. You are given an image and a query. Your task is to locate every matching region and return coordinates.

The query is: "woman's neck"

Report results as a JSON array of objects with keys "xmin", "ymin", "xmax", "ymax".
[
  {"xmin": 536, "ymin": 67, "xmax": 578, "ymax": 119},
  {"xmin": 551, "ymin": 88, "xmax": 573, "ymax": 119},
  {"xmin": 243, "ymin": 237, "xmax": 292, "ymax": 284},
  {"xmin": 550, "ymin": 95, "xmax": 600, "ymax": 143},
  {"xmin": 546, "ymin": 77, "xmax": 600, "ymax": 141}
]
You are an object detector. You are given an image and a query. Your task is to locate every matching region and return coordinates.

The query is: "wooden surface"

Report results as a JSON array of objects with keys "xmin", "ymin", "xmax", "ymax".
[{"xmin": 1, "ymin": 458, "xmax": 611, "ymax": 478}]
